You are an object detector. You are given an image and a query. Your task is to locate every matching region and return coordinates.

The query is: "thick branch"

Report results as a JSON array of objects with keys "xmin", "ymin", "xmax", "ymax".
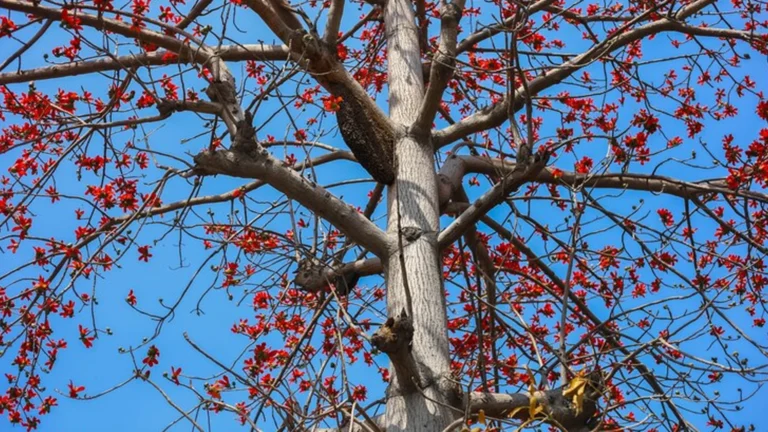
[
  {"xmin": 323, "ymin": 0, "xmax": 344, "ymax": 45},
  {"xmin": 109, "ymin": 151, "xmax": 355, "ymax": 226},
  {"xmin": 453, "ymin": 155, "xmax": 768, "ymax": 203},
  {"xmin": 176, "ymin": 0, "xmax": 213, "ymax": 30},
  {"xmin": 245, "ymin": 0, "xmax": 397, "ymax": 184},
  {"xmin": 193, "ymin": 148, "xmax": 390, "ymax": 257},
  {"xmin": 265, "ymin": 0, "xmax": 305, "ymax": 32},
  {"xmin": 543, "ymin": 5, "xmax": 633, "ymax": 23},
  {"xmin": 414, "ymin": 0, "xmax": 465, "ymax": 133},
  {"xmin": 156, "ymin": 99, "xmax": 223, "ymax": 116},
  {"xmin": 466, "ymin": 371, "xmax": 603, "ymax": 432},
  {"xmin": 438, "ymin": 154, "xmax": 549, "ymax": 249},
  {"xmin": 0, "ymin": 44, "xmax": 289, "ymax": 85},
  {"xmin": 0, "ymin": 0, "xmax": 198, "ymax": 55},
  {"xmin": 669, "ymin": 21, "xmax": 768, "ymax": 45}
]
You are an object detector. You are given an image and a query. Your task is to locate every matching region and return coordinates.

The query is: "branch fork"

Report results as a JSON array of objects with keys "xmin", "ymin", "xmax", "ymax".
[{"xmin": 192, "ymin": 145, "xmax": 390, "ymax": 256}]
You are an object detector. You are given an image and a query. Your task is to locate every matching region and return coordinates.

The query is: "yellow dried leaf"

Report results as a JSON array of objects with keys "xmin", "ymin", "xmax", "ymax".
[
  {"xmin": 477, "ymin": 409, "xmax": 486, "ymax": 425},
  {"xmin": 525, "ymin": 365, "xmax": 537, "ymax": 388},
  {"xmin": 523, "ymin": 365, "xmax": 548, "ymax": 420},
  {"xmin": 563, "ymin": 372, "xmax": 589, "ymax": 415},
  {"xmin": 529, "ymin": 393, "xmax": 538, "ymax": 418},
  {"xmin": 507, "ymin": 405, "xmax": 527, "ymax": 419}
]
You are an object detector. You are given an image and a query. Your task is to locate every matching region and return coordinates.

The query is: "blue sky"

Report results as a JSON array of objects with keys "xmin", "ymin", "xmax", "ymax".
[{"xmin": 1, "ymin": 0, "xmax": 768, "ymax": 431}]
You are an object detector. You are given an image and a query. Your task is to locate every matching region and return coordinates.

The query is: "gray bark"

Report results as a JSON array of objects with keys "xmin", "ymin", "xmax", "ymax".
[{"xmin": 381, "ymin": 0, "xmax": 457, "ymax": 430}]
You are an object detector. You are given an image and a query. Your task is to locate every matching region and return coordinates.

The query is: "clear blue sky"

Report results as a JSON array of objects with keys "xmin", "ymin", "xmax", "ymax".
[{"xmin": 1, "ymin": 1, "xmax": 767, "ymax": 431}]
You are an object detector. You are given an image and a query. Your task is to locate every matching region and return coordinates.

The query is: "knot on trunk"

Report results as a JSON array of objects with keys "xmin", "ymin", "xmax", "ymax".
[{"xmin": 399, "ymin": 226, "xmax": 423, "ymax": 242}]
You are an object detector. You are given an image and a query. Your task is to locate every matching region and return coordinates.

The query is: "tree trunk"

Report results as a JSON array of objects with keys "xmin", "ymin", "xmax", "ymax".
[{"xmin": 383, "ymin": 0, "xmax": 458, "ymax": 430}]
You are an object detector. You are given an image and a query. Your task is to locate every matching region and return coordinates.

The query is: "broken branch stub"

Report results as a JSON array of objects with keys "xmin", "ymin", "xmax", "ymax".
[
  {"xmin": 372, "ymin": 310, "xmax": 428, "ymax": 395},
  {"xmin": 372, "ymin": 309, "xmax": 414, "ymax": 354},
  {"xmin": 293, "ymin": 257, "xmax": 360, "ymax": 295}
]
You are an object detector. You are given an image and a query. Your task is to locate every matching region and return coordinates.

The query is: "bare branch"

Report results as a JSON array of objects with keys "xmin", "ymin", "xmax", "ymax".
[
  {"xmin": 457, "ymin": 155, "xmax": 768, "ymax": 203},
  {"xmin": 175, "ymin": 0, "xmax": 212, "ymax": 30},
  {"xmin": 0, "ymin": 44, "xmax": 289, "ymax": 85},
  {"xmin": 414, "ymin": 0, "xmax": 465, "ymax": 134},
  {"xmin": 323, "ymin": 0, "xmax": 344, "ymax": 45},
  {"xmin": 465, "ymin": 371, "xmax": 602, "ymax": 432},
  {"xmin": 193, "ymin": 148, "xmax": 390, "ymax": 257},
  {"xmin": 438, "ymin": 154, "xmax": 549, "ymax": 249},
  {"xmin": 0, "ymin": 19, "xmax": 52, "ymax": 73}
]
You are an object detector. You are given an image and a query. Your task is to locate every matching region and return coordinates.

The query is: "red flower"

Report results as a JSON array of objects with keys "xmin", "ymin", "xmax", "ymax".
[
  {"xmin": 351, "ymin": 385, "xmax": 367, "ymax": 402},
  {"xmin": 60, "ymin": 301, "xmax": 75, "ymax": 318},
  {"xmin": 45, "ymin": 185, "xmax": 60, "ymax": 203},
  {"xmin": 657, "ymin": 208, "xmax": 675, "ymax": 227},
  {"xmin": 336, "ymin": 43, "xmax": 348, "ymax": 60},
  {"xmin": 207, "ymin": 375, "xmax": 230, "ymax": 399},
  {"xmin": 574, "ymin": 156, "xmax": 593, "ymax": 174},
  {"xmin": 38, "ymin": 396, "xmax": 58, "ymax": 415},
  {"xmin": 32, "ymin": 276, "xmax": 50, "ymax": 293},
  {"xmin": 78, "ymin": 325, "xmax": 95, "ymax": 348},
  {"xmin": 68, "ymin": 381, "xmax": 85, "ymax": 398},
  {"xmin": 160, "ymin": 75, "xmax": 178, "ymax": 100},
  {"xmin": 0, "ymin": 17, "xmax": 17, "ymax": 37},
  {"xmin": 294, "ymin": 129, "xmax": 307, "ymax": 142},
  {"xmin": 757, "ymin": 100, "xmax": 768, "ymax": 121},
  {"xmin": 170, "ymin": 367, "xmax": 182, "ymax": 384},
  {"xmin": 61, "ymin": 9, "xmax": 83, "ymax": 31},
  {"xmin": 143, "ymin": 345, "xmax": 160, "ymax": 367},
  {"xmin": 137, "ymin": 245, "xmax": 152, "ymax": 262},
  {"xmin": 321, "ymin": 95, "xmax": 343, "ymax": 112},
  {"xmin": 126, "ymin": 289, "xmax": 137, "ymax": 306}
]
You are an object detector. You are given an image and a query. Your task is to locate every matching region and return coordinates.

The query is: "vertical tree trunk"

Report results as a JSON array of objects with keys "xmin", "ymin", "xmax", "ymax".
[{"xmin": 383, "ymin": 0, "xmax": 457, "ymax": 430}]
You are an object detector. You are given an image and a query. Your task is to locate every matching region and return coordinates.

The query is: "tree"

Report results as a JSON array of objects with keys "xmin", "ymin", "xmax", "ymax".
[{"xmin": 0, "ymin": 0, "xmax": 767, "ymax": 429}]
